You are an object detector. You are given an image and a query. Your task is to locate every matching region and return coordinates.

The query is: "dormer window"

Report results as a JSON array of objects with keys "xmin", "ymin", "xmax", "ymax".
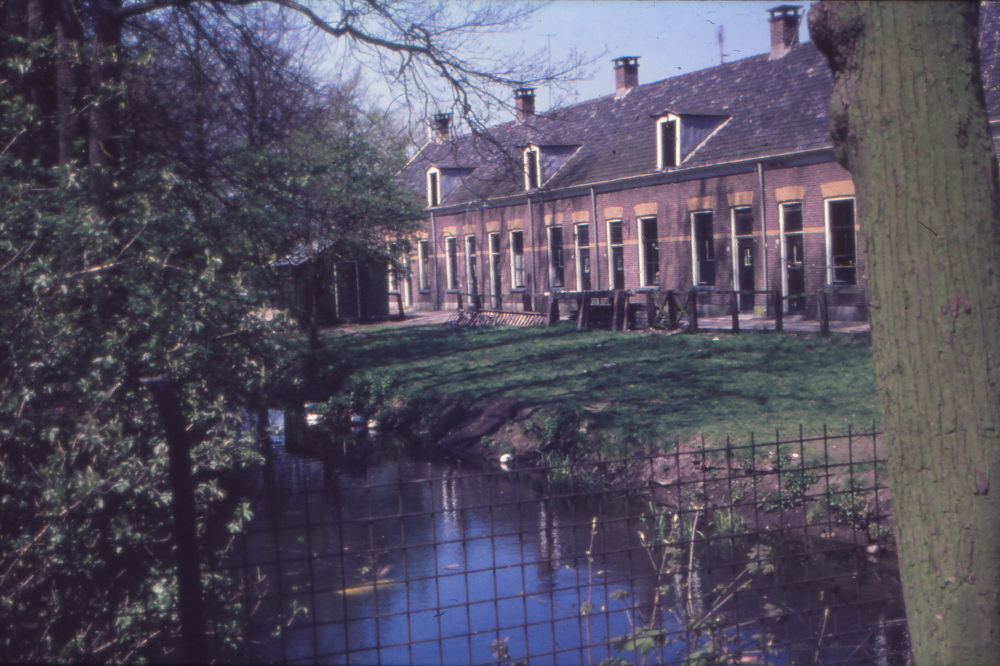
[
  {"xmin": 524, "ymin": 147, "xmax": 541, "ymax": 190},
  {"xmin": 657, "ymin": 114, "xmax": 679, "ymax": 169},
  {"xmin": 427, "ymin": 167, "xmax": 441, "ymax": 206},
  {"xmin": 654, "ymin": 110, "xmax": 729, "ymax": 170}
]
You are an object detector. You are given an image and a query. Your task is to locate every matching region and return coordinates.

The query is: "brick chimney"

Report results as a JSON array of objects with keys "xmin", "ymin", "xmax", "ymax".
[
  {"xmin": 514, "ymin": 87, "xmax": 536, "ymax": 122},
  {"xmin": 613, "ymin": 56, "xmax": 640, "ymax": 99},
  {"xmin": 432, "ymin": 112, "xmax": 451, "ymax": 143},
  {"xmin": 767, "ymin": 5, "xmax": 803, "ymax": 59}
]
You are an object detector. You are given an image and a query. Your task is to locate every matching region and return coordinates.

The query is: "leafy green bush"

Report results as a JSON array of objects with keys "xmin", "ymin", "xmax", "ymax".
[
  {"xmin": 762, "ymin": 469, "xmax": 819, "ymax": 512},
  {"xmin": 826, "ymin": 479, "xmax": 874, "ymax": 530},
  {"xmin": 521, "ymin": 403, "xmax": 587, "ymax": 455}
]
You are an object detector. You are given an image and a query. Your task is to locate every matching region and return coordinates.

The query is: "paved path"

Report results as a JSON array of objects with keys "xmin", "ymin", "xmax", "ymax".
[{"xmin": 695, "ymin": 313, "xmax": 871, "ymax": 334}]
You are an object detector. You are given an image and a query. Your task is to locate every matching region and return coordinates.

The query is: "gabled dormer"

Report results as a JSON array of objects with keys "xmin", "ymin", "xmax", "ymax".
[
  {"xmin": 427, "ymin": 167, "xmax": 441, "ymax": 206},
  {"xmin": 523, "ymin": 146, "xmax": 541, "ymax": 191},
  {"xmin": 426, "ymin": 165, "xmax": 474, "ymax": 207},
  {"xmin": 523, "ymin": 143, "xmax": 579, "ymax": 191},
  {"xmin": 655, "ymin": 109, "xmax": 730, "ymax": 169}
]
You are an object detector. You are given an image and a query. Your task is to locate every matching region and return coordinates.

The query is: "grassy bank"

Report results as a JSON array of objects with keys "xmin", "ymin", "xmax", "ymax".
[{"xmin": 287, "ymin": 323, "xmax": 877, "ymax": 456}]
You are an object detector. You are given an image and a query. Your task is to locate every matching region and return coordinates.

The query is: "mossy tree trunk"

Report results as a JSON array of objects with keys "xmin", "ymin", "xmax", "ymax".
[{"xmin": 810, "ymin": 3, "xmax": 1000, "ymax": 662}]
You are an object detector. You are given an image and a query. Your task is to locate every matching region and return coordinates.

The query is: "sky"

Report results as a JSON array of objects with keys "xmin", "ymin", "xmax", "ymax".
[
  {"xmin": 316, "ymin": 1, "xmax": 815, "ymax": 126},
  {"xmin": 501, "ymin": 1, "xmax": 814, "ymax": 111}
]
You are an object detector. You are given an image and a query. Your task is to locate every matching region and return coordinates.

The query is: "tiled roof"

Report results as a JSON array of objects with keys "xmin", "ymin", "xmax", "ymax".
[{"xmin": 406, "ymin": 4, "xmax": 1000, "ymax": 208}]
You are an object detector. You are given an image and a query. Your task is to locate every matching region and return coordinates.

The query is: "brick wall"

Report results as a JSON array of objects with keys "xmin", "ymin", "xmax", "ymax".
[{"xmin": 413, "ymin": 157, "xmax": 867, "ymax": 320}]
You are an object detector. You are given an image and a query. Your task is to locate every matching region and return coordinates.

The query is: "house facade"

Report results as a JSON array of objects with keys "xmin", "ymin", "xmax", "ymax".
[{"xmin": 399, "ymin": 4, "xmax": 1000, "ymax": 323}]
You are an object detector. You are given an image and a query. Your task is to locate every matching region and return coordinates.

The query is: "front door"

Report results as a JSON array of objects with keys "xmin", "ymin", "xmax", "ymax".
[
  {"xmin": 611, "ymin": 247, "xmax": 625, "ymax": 289},
  {"xmin": 785, "ymin": 234, "xmax": 805, "ymax": 313},
  {"xmin": 737, "ymin": 238, "xmax": 755, "ymax": 313},
  {"xmin": 781, "ymin": 203, "xmax": 805, "ymax": 314}
]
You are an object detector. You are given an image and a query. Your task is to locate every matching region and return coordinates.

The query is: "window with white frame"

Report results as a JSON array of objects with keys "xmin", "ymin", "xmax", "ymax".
[
  {"xmin": 427, "ymin": 168, "xmax": 440, "ymax": 207},
  {"xmin": 465, "ymin": 234, "xmax": 479, "ymax": 296},
  {"xmin": 730, "ymin": 207, "xmax": 754, "ymax": 286},
  {"xmin": 548, "ymin": 225, "xmax": 565, "ymax": 288},
  {"xmin": 510, "ymin": 230, "xmax": 526, "ymax": 289},
  {"xmin": 574, "ymin": 223, "xmax": 592, "ymax": 291},
  {"xmin": 608, "ymin": 219, "xmax": 625, "ymax": 289},
  {"xmin": 524, "ymin": 147, "xmax": 541, "ymax": 190},
  {"xmin": 656, "ymin": 115, "xmax": 679, "ymax": 169},
  {"xmin": 826, "ymin": 198, "xmax": 857, "ymax": 284},
  {"xmin": 417, "ymin": 239, "xmax": 431, "ymax": 291},
  {"xmin": 639, "ymin": 217, "xmax": 659, "ymax": 287},
  {"xmin": 691, "ymin": 211, "xmax": 715, "ymax": 286},
  {"xmin": 445, "ymin": 236, "xmax": 458, "ymax": 290},
  {"xmin": 387, "ymin": 242, "xmax": 402, "ymax": 293},
  {"xmin": 488, "ymin": 232, "xmax": 502, "ymax": 300}
]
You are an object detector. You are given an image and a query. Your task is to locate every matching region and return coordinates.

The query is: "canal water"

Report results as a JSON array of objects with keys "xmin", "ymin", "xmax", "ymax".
[{"xmin": 231, "ymin": 412, "xmax": 909, "ymax": 665}]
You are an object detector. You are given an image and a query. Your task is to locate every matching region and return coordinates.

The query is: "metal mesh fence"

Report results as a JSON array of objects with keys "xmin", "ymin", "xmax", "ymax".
[{"xmin": 218, "ymin": 424, "xmax": 909, "ymax": 665}]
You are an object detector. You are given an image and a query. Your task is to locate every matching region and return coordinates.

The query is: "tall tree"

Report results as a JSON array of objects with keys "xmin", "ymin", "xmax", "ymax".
[
  {"xmin": 2, "ymin": 0, "xmax": 587, "ymax": 181},
  {"xmin": 810, "ymin": 3, "xmax": 1000, "ymax": 662},
  {"xmin": 0, "ymin": 2, "xmax": 574, "ymax": 661}
]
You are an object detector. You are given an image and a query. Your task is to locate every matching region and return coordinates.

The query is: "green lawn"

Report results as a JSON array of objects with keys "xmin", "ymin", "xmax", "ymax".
[{"xmin": 302, "ymin": 323, "xmax": 877, "ymax": 450}]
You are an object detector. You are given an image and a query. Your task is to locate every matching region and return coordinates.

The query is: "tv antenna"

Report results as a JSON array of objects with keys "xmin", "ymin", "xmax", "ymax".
[{"xmin": 718, "ymin": 26, "xmax": 729, "ymax": 64}]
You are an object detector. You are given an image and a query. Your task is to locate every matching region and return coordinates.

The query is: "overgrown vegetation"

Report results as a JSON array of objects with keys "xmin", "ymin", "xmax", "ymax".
[
  {"xmin": 587, "ymin": 504, "xmax": 780, "ymax": 666},
  {"xmin": 0, "ymin": 7, "xmax": 417, "ymax": 660}
]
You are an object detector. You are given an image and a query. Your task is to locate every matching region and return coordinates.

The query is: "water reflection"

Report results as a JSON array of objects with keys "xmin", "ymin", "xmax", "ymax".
[{"xmin": 231, "ymin": 412, "xmax": 909, "ymax": 665}]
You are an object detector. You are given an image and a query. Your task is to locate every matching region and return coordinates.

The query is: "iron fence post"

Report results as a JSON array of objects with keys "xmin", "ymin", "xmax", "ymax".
[
  {"xmin": 730, "ymin": 291, "xmax": 740, "ymax": 333},
  {"xmin": 774, "ymin": 288, "xmax": 783, "ymax": 333}
]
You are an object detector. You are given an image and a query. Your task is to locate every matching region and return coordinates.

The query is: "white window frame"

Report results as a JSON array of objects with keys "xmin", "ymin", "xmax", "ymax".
[
  {"xmin": 638, "ymin": 216, "xmax": 659, "ymax": 287},
  {"xmin": 404, "ymin": 256, "xmax": 413, "ymax": 305},
  {"xmin": 656, "ymin": 114, "xmax": 680, "ymax": 170},
  {"xmin": 417, "ymin": 239, "xmax": 430, "ymax": 292},
  {"xmin": 487, "ymin": 232, "xmax": 502, "ymax": 300},
  {"xmin": 509, "ymin": 229, "xmax": 526, "ymax": 290},
  {"xmin": 606, "ymin": 219, "xmax": 625, "ymax": 289},
  {"xmin": 730, "ymin": 206, "xmax": 754, "ymax": 293},
  {"xmin": 426, "ymin": 167, "xmax": 441, "ymax": 207},
  {"xmin": 690, "ymin": 210, "xmax": 715, "ymax": 287},
  {"xmin": 387, "ymin": 257, "xmax": 401, "ymax": 294},
  {"xmin": 465, "ymin": 234, "xmax": 478, "ymax": 295},
  {"xmin": 444, "ymin": 236, "xmax": 458, "ymax": 291},
  {"xmin": 523, "ymin": 146, "xmax": 541, "ymax": 191},
  {"xmin": 824, "ymin": 197, "xmax": 857, "ymax": 285},
  {"xmin": 574, "ymin": 223, "xmax": 591, "ymax": 291}
]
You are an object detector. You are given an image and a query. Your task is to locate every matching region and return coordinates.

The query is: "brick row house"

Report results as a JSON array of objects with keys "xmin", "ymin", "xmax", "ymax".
[{"xmin": 398, "ymin": 4, "xmax": 1000, "ymax": 323}]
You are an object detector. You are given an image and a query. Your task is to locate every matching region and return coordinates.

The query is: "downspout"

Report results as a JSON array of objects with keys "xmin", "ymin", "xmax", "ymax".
[
  {"xmin": 430, "ymin": 212, "xmax": 439, "ymax": 310},
  {"xmin": 590, "ymin": 187, "xmax": 601, "ymax": 290},
  {"xmin": 527, "ymin": 195, "xmax": 537, "ymax": 308},
  {"xmin": 464, "ymin": 205, "xmax": 471, "ymax": 308},
  {"xmin": 480, "ymin": 205, "xmax": 487, "ymax": 307},
  {"xmin": 757, "ymin": 162, "xmax": 770, "ymax": 311}
]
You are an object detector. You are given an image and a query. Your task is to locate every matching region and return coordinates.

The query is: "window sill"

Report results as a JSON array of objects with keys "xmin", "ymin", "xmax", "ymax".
[{"xmin": 636, "ymin": 286, "xmax": 659, "ymax": 293}]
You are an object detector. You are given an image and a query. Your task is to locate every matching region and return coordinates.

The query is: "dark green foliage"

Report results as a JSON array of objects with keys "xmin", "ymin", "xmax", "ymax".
[
  {"xmin": 825, "ymin": 479, "xmax": 874, "ymax": 530},
  {"xmin": 521, "ymin": 402, "xmax": 586, "ymax": 454},
  {"xmin": 0, "ymin": 15, "xmax": 418, "ymax": 661},
  {"xmin": 763, "ymin": 468, "xmax": 819, "ymax": 512}
]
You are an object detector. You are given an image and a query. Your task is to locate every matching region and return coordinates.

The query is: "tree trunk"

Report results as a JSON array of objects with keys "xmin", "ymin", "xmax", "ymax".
[{"xmin": 810, "ymin": 3, "xmax": 1000, "ymax": 663}]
